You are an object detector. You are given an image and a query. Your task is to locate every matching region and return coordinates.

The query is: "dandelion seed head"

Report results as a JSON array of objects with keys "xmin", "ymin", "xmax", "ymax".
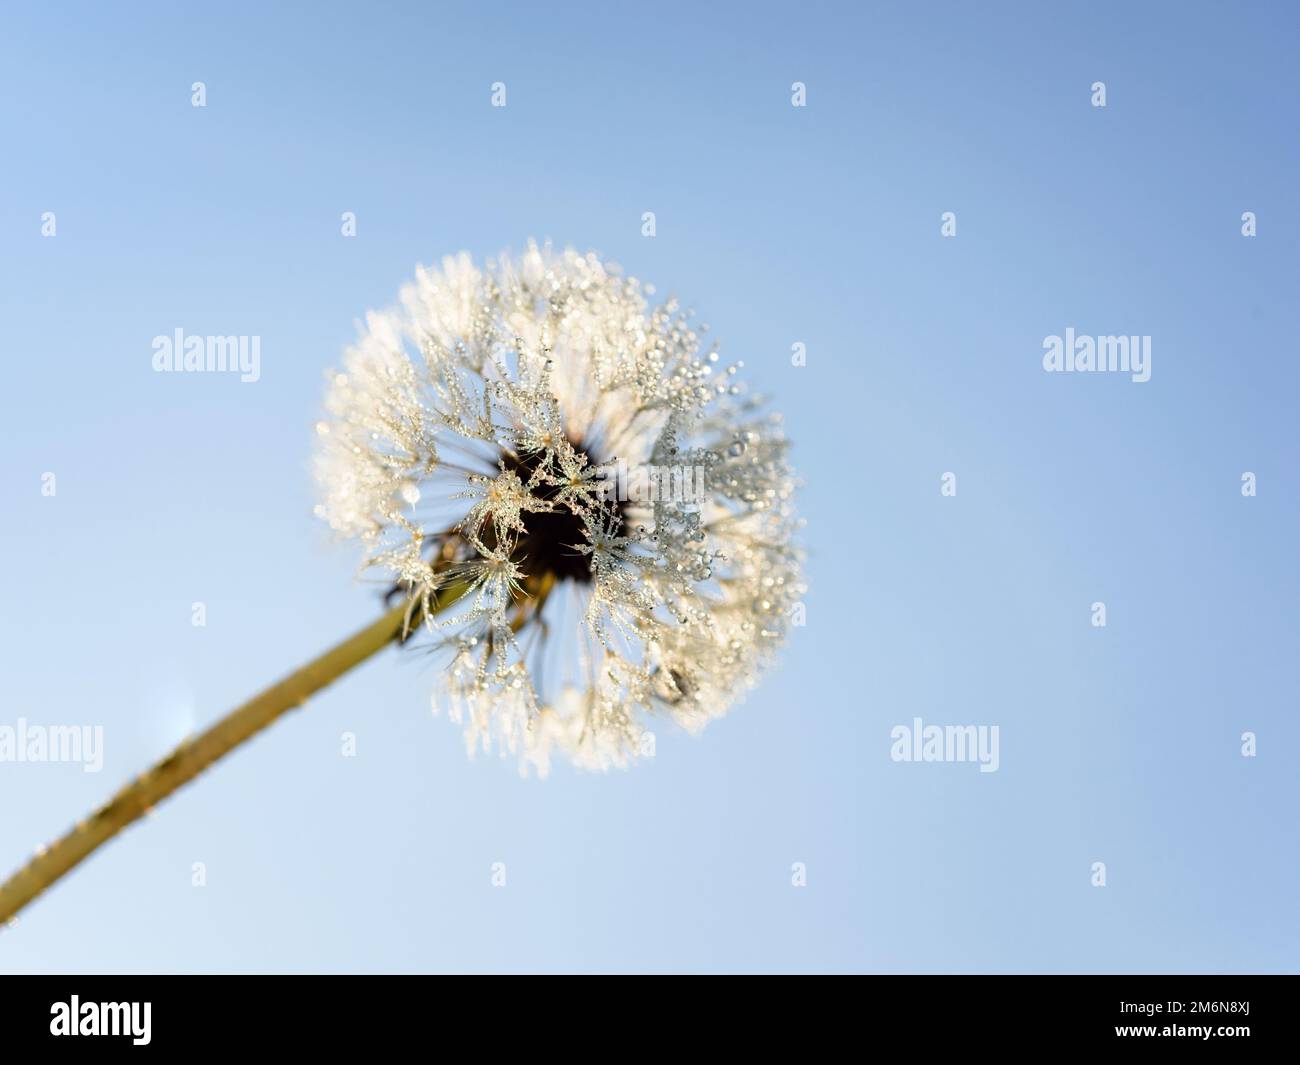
[{"xmin": 315, "ymin": 241, "xmax": 803, "ymax": 775}]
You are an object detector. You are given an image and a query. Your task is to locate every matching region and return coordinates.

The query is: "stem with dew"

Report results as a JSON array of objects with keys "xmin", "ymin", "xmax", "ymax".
[{"xmin": 0, "ymin": 583, "xmax": 467, "ymax": 923}]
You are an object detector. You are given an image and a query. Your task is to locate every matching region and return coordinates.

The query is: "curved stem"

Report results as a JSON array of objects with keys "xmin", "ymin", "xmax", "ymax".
[{"xmin": 0, "ymin": 585, "xmax": 466, "ymax": 923}]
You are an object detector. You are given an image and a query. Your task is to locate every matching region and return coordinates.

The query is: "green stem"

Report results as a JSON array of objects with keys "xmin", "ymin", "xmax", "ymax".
[{"xmin": 0, "ymin": 585, "xmax": 465, "ymax": 924}]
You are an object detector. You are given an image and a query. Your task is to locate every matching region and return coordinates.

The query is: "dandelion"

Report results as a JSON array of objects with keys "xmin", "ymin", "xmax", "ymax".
[
  {"xmin": 0, "ymin": 242, "xmax": 802, "ymax": 920},
  {"xmin": 315, "ymin": 242, "xmax": 804, "ymax": 773}
]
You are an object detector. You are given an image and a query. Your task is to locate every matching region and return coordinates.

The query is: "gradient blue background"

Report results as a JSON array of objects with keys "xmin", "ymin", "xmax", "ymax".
[{"xmin": 1, "ymin": 0, "xmax": 1296, "ymax": 973}]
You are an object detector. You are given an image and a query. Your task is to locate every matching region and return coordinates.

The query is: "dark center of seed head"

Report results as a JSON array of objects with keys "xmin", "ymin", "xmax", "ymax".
[
  {"xmin": 500, "ymin": 442, "xmax": 625, "ymax": 587},
  {"xmin": 387, "ymin": 441, "xmax": 626, "ymax": 615}
]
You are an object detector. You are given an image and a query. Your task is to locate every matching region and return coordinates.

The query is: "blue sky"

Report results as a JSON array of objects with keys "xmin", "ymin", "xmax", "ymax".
[{"xmin": 0, "ymin": 1, "xmax": 1296, "ymax": 972}]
